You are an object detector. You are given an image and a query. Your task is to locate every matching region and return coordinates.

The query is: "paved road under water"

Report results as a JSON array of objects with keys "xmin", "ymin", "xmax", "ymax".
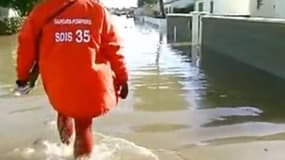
[{"xmin": 0, "ymin": 16, "xmax": 285, "ymax": 160}]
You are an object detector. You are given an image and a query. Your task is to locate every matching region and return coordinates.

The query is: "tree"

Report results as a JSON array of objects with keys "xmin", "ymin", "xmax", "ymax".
[{"xmin": 0, "ymin": 0, "xmax": 41, "ymax": 16}]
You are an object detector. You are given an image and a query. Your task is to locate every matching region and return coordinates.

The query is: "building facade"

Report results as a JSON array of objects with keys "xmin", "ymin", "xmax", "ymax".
[{"xmin": 195, "ymin": 0, "xmax": 285, "ymax": 18}]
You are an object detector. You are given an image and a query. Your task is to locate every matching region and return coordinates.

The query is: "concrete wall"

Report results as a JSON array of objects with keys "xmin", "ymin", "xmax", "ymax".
[
  {"xmin": 213, "ymin": 0, "xmax": 250, "ymax": 16},
  {"xmin": 166, "ymin": 14, "xmax": 192, "ymax": 43},
  {"xmin": 250, "ymin": 0, "xmax": 285, "ymax": 18},
  {"xmin": 0, "ymin": 7, "xmax": 9, "ymax": 20},
  {"xmin": 201, "ymin": 16, "xmax": 285, "ymax": 79},
  {"xmin": 250, "ymin": 0, "xmax": 276, "ymax": 18},
  {"xmin": 274, "ymin": 0, "xmax": 285, "ymax": 18},
  {"xmin": 195, "ymin": 0, "xmax": 251, "ymax": 16}
]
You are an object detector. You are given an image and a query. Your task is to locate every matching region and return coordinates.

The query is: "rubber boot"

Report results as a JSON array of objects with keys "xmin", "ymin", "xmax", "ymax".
[
  {"xmin": 57, "ymin": 113, "xmax": 74, "ymax": 145},
  {"xmin": 73, "ymin": 118, "xmax": 93, "ymax": 159}
]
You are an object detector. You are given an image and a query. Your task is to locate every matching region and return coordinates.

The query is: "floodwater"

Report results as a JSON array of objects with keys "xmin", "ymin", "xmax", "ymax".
[{"xmin": 1, "ymin": 16, "xmax": 285, "ymax": 160}]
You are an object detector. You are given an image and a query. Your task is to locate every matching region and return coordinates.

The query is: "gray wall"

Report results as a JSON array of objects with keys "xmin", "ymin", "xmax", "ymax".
[
  {"xmin": 166, "ymin": 14, "xmax": 192, "ymax": 43},
  {"xmin": 0, "ymin": 7, "xmax": 9, "ymax": 20},
  {"xmin": 202, "ymin": 16, "xmax": 285, "ymax": 79}
]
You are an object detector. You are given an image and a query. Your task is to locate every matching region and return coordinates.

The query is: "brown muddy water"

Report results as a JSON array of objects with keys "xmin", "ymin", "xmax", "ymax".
[{"xmin": 0, "ymin": 16, "xmax": 285, "ymax": 160}]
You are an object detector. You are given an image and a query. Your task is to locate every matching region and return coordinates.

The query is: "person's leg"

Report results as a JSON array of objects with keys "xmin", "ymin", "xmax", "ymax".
[
  {"xmin": 57, "ymin": 113, "xmax": 74, "ymax": 145},
  {"xmin": 74, "ymin": 118, "xmax": 93, "ymax": 158}
]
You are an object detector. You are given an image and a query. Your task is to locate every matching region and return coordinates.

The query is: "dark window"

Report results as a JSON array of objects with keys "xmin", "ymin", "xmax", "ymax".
[
  {"xmin": 198, "ymin": 2, "xmax": 203, "ymax": 11},
  {"xmin": 257, "ymin": 0, "xmax": 264, "ymax": 10},
  {"xmin": 210, "ymin": 0, "xmax": 214, "ymax": 13}
]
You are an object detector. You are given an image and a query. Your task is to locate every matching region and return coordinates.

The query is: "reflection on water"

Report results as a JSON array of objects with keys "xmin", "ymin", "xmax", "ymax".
[
  {"xmin": 200, "ymin": 47, "xmax": 285, "ymax": 123},
  {"xmin": 132, "ymin": 123, "xmax": 189, "ymax": 133},
  {"xmin": 0, "ymin": 16, "xmax": 285, "ymax": 159}
]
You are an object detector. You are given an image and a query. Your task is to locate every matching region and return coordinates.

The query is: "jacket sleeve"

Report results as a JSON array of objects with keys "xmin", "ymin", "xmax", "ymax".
[
  {"xmin": 100, "ymin": 8, "xmax": 128, "ymax": 84},
  {"xmin": 16, "ymin": 8, "xmax": 40, "ymax": 81}
]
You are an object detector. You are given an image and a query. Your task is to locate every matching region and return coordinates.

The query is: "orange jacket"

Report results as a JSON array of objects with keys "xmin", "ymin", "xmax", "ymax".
[{"xmin": 16, "ymin": 0, "xmax": 128, "ymax": 118}]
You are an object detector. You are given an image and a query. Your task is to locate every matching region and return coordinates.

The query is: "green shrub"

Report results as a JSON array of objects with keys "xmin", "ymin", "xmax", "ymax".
[{"xmin": 0, "ymin": 17, "xmax": 23, "ymax": 35}]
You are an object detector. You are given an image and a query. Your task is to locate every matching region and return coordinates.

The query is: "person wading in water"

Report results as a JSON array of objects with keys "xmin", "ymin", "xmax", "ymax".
[{"xmin": 14, "ymin": 0, "xmax": 128, "ymax": 158}]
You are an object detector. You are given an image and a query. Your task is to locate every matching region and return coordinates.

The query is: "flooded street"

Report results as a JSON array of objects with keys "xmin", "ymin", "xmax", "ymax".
[{"xmin": 1, "ymin": 16, "xmax": 285, "ymax": 160}]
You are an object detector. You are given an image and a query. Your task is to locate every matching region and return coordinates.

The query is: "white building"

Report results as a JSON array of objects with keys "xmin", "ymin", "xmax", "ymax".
[{"xmin": 195, "ymin": 0, "xmax": 285, "ymax": 18}]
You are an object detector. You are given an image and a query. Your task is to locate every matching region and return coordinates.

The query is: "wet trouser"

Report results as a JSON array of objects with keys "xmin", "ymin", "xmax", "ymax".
[{"xmin": 57, "ymin": 113, "xmax": 93, "ymax": 158}]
